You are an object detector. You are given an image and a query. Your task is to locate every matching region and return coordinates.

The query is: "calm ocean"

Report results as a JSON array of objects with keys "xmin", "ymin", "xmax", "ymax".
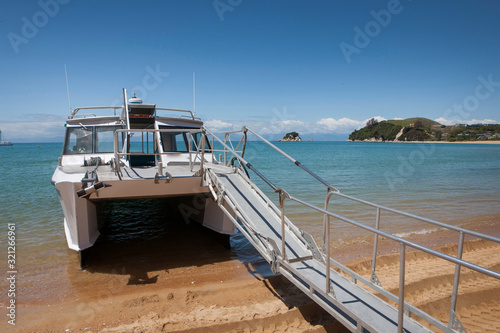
[
  {"xmin": 1, "ymin": 141, "xmax": 499, "ymax": 303},
  {"xmin": 243, "ymin": 141, "xmax": 500, "ymax": 243}
]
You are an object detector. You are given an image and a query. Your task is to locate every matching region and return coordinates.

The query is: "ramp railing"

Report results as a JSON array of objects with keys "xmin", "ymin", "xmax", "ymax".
[{"xmin": 202, "ymin": 126, "xmax": 500, "ymax": 333}]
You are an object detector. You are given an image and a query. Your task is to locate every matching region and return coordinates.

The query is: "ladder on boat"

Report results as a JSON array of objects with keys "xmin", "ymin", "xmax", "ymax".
[{"xmin": 200, "ymin": 126, "xmax": 500, "ymax": 333}]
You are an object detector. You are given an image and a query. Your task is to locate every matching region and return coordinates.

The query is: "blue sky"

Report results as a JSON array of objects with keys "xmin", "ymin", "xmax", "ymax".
[{"xmin": 1, "ymin": 0, "xmax": 500, "ymax": 142}]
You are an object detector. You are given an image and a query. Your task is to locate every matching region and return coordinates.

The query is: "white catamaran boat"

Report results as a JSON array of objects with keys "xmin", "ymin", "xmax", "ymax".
[
  {"xmin": 52, "ymin": 89, "xmax": 235, "ymax": 263},
  {"xmin": 0, "ymin": 129, "xmax": 13, "ymax": 146},
  {"xmin": 52, "ymin": 88, "xmax": 499, "ymax": 333}
]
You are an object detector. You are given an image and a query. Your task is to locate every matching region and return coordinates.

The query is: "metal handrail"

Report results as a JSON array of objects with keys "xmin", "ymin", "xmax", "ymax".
[
  {"xmin": 325, "ymin": 190, "xmax": 500, "ymax": 332},
  {"xmin": 203, "ymin": 126, "xmax": 500, "ymax": 276},
  {"xmin": 203, "ymin": 127, "xmax": 279, "ymax": 191},
  {"xmin": 203, "ymin": 126, "xmax": 500, "ymax": 333},
  {"xmin": 333, "ymin": 191, "xmax": 500, "ymax": 243},
  {"xmin": 156, "ymin": 107, "xmax": 195, "ymax": 120},
  {"xmin": 288, "ymin": 194, "xmax": 500, "ymax": 277},
  {"xmin": 286, "ymin": 195, "xmax": 500, "ymax": 333},
  {"xmin": 69, "ymin": 106, "xmax": 195, "ymax": 120},
  {"xmin": 244, "ymin": 127, "xmax": 337, "ymax": 192},
  {"xmin": 204, "ymin": 126, "xmax": 339, "ymax": 193},
  {"xmin": 70, "ymin": 106, "xmax": 123, "ymax": 119}
]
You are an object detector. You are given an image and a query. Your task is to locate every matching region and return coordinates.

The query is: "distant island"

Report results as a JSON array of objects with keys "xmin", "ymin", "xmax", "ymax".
[
  {"xmin": 279, "ymin": 131, "xmax": 302, "ymax": 142},
  {"xmin": 347, "ymin": 118, "xmax": 500, "ymax": 142}
]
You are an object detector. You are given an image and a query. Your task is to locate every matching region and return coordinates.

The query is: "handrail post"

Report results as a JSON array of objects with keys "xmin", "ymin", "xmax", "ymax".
[
  {"xmin": 241, "ymin": 128, "xmax": 248, "ymax": 158},
  {"xmin": 188, "ymin": 132, "xmax": 193, "ymax": 170},
  {"xmin": 449, "ymin": 231, "xmax": 465, "ymax": 328},
  {"xmin": 113, "ymin": 130, "xmax": 121, "ymax": 173},
  {"xmin": 324, "ymin": 187, "xmax": 335, "ymax": 295},
  {"xmin": 398, "ymin": 243, "xmax": 406, "ymax": 333},
  {"xmin": 277, "ymin": 189, "xmax": 290, "ymax": 261},
  {"xmin": 371, "ymin": 207, "xmax": 381, "ymax": 284},
  {"xmin": 224, "ymin": 133, "xmax": 229, "ymax": 165},
  {"xmin": 199, "ymin": 130, "xmax": 206, "ymax": 176}
]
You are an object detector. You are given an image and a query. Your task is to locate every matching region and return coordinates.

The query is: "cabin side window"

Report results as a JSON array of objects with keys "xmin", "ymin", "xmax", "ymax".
[
  {"xmin": 160, "ymin": 131, "xmax": 189, "ymax": 152},
  {"xmin": 63, "ymin": 125, "xmax": 124, "ymax": 154},
  {"xmin": 64, "ymin": 127, "xmax": 93, "ymax": 154},
  {"xmin": 158, "ymin": 126, "xmax": 208, "ymax": 153}
]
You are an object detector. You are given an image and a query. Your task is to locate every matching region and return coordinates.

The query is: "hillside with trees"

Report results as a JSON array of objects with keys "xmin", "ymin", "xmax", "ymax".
[{"xmin": 348, "ymin": 118, "xmax": 500, "ymax": 142}]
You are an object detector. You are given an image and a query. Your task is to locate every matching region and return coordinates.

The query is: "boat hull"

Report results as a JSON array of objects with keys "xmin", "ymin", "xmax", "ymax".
[
  {"xmin": 54, "ymin": 181, "xmax": 99, "ymax": 251},
  {"xmin": 52, "ymin": 166, "xmax": 235, "ymax": 253}
]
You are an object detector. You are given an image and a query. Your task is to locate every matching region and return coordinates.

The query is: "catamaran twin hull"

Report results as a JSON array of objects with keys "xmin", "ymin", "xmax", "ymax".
[
  {"xmin": 51, "ymin": 90, "xmax": 235, "ymax": 254},
  {"xmin": 53, "ymin": 166, "xmax": 235, "ymax": 249}
]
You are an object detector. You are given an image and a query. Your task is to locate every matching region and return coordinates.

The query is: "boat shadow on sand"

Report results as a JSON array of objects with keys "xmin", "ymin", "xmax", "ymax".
[
  {"xmin": 65, "ymin": 199, "xmax": 343, "ymax": 332},
  {"xmin": 79, "ymin": 198, "xmax": 239, "ymax": 283}
]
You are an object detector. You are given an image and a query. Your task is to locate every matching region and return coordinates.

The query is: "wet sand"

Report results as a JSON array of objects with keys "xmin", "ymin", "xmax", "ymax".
[
  {"xmin": 350, "ymin": 140, "xmax": 500, "ymax": 144},
  {"xmin": 446, "ymin": 140, "xmax": 500, "ymax": 144},
  {"xmin": 8, "ymin": 215, "xmax": 500, "ymax": 333}
]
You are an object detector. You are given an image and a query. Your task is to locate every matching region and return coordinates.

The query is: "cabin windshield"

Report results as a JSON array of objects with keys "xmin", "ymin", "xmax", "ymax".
[{"xmin": 63, "ymin": 125, "xmax": 124, "ymax": 154}]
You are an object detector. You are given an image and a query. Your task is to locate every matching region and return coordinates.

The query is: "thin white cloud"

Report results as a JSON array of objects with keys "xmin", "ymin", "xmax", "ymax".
[
  {"xmin": 365, "ymin": 116, "xmax": 388, "ymax": 124},
  {"xmin": 434, "ymin": 117, "xmax": 498, "ymax": 126},
  {"xmin": 273, "ymin": 120, "xmax": 308, "ymax": 132},
  {"xmin": 0, "ymin": 121, "xmax": 65, "ymax": 141},
  {"xmin": 316, "ymin": 117, "xmax": 363, "ymax": 131},
  {"xmin": 203, "ymin": 119, "xmax": 234, "ymax": 132},
  {"xmin": 315, "ymin": 116, "xmax": 387, "ymax": 133}
]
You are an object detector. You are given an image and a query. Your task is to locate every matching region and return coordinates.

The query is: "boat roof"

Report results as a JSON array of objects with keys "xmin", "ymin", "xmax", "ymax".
[
  {"xmin": 66, "ymin": 99, "xmax": 202, "ymax": 127},
  {"xmin": 66, "ymin": 115, "xmax": 122, "ymax": 126}
]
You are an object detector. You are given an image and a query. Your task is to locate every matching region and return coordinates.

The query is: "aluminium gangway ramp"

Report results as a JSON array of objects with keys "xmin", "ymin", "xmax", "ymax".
[{"xmin": 204, "ymin": 165, "xmax": 432, "ymax": 333}]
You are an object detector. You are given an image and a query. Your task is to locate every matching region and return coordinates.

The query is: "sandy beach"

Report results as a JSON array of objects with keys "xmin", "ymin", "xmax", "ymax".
[
  {"xmin": 453, "ymin": 140, "xmax": 500, "ymax": 144},
  {"xmin": 349, "ymin": 140, "xmax": 500, "ymax": 144},
  {"xmin": 11, "ymin": 214, "xmax": 500, "ymax": 333}
]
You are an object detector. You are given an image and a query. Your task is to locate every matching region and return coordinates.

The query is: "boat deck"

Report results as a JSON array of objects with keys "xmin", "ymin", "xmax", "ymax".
[{"xmin": 58, "ymin": 163, "xmax": 200, "ymax": 182}]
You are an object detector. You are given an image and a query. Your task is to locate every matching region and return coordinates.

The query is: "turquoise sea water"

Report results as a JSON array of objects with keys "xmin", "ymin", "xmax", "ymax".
[
  {"xmin": 0, "ymin": 141, "xmax": 499, "ymax": 304},
  {"xmin": 244, "ymin": 141, "xmax": 500, "ymax": 223}
]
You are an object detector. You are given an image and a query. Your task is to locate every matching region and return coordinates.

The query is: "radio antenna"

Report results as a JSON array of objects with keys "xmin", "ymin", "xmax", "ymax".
[
  {"xmin": 64, "ymin": 64, "xmax": 72, "ymax": 113},
  {"xmin": 193, "ymin": 72, "xmax": 196, "ymax": 116}
]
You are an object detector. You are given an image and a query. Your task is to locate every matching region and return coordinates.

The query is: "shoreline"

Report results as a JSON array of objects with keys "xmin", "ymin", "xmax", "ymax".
[
  {"xmin": 11, "ymin": 214, "xmax": 500, "ymax": 332},
  {"xmin": 347, "ymin": 139, "xmax": 500, "ymax": 144}
]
